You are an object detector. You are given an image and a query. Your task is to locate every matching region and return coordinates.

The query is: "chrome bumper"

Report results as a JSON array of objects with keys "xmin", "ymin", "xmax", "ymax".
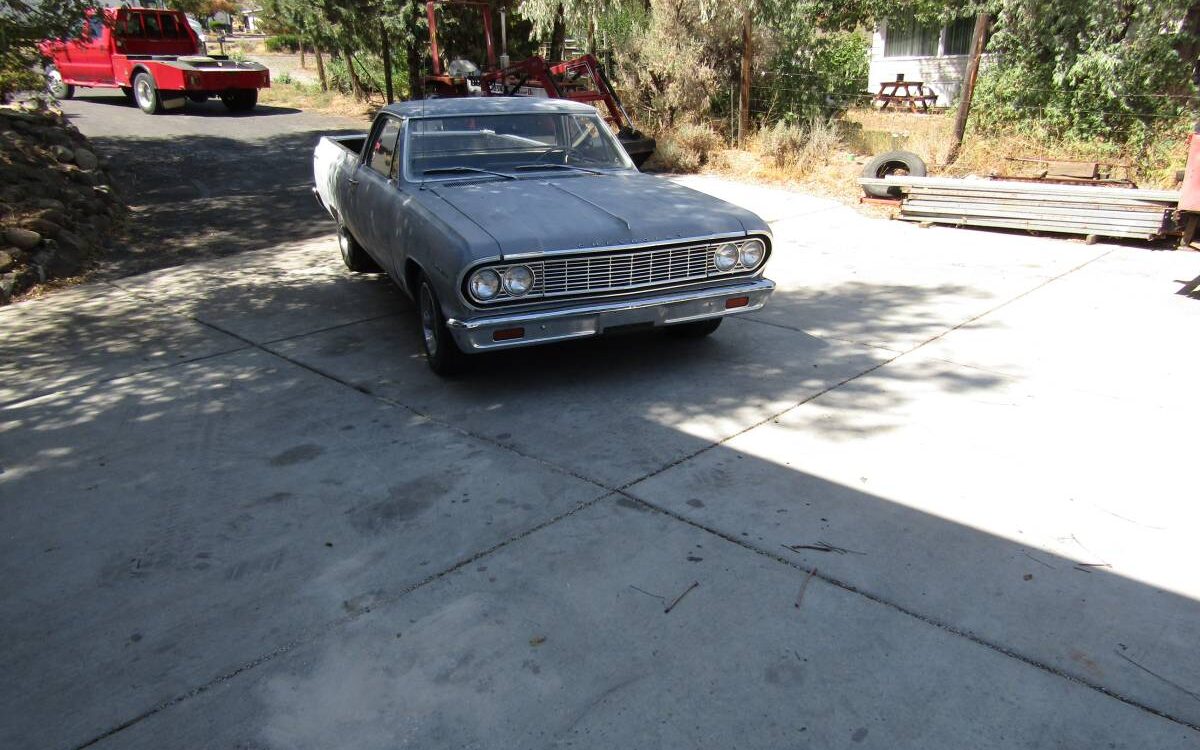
[{"xmin": 446, "ymin": 278, "xmax": 775, "ymax": 352}]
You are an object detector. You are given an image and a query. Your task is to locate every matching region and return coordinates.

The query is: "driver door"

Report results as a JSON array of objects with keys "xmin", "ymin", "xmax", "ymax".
[{"xmin": 351, "ymin": 116, "xmax": 404, "ymax": 275}]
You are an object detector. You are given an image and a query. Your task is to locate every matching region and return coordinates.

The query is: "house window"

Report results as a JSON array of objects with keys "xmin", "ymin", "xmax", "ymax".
[
  {"xmin": 943, "ymin": 17, "xmax": 975, "ymax": 55},
  {"xmin": 884, "ymin": 15, "xmax": 939, "ymax": 57}
]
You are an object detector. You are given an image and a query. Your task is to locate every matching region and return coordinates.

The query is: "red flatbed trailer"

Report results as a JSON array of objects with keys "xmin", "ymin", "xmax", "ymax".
[{"xmin": 39, "ymin": 7, "xmax": 269, "ymax": 114}]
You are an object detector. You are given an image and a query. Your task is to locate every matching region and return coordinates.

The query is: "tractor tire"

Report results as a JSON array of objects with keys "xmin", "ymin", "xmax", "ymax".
[
  {"xmin": 220, "ymin": 89, "xmax": 257, "ymax": 112},
  {"xmin": 133, "ymin": 72, "xmax": 163, "ymax": 114},
  {"xmin": 46, "ymin": 65, "xmax": 73, "ymax": 100},
  {"xmin": 861, "ymin": 150, "xmax": 927, "ymax": 198}
]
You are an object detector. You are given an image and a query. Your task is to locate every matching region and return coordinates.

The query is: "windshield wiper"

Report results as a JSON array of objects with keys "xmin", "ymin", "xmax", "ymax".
[
  {"xmin": 513, "ymin": 163, "xmax": 604, "ymax": 175},
  {"xmin": 422, "ymin": 166, "xmax": 515, "ymax": 180}
]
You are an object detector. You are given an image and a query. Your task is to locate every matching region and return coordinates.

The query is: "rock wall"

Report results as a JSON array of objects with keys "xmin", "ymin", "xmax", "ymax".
[{"xmin": 0, "ymin": 106, "xmax": 127, "ymax": 303}]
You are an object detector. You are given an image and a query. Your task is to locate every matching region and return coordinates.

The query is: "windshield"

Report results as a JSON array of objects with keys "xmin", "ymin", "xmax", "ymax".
[{"xmin": 406, "ymin": 112, "xmax": 634, "ymax": 180}]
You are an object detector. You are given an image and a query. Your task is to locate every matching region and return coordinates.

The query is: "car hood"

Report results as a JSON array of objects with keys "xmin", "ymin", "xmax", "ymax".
[{"xmin": 426, "ymin": 172, "xmax": 762, "ymax": 258}]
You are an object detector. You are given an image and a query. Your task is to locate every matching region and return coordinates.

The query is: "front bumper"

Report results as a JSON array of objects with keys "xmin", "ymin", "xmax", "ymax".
[{"xmin": 446, "ymin": 278, "xmax": 775, "ymax": 352}]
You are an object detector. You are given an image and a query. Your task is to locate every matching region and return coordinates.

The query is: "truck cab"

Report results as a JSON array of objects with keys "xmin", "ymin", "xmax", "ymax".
[{"xmin": 40, "ymin": 8, "xmax": 269, "ymax": 114}]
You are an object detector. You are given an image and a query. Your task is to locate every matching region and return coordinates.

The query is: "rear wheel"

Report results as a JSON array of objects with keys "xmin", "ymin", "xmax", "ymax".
[
  {"xmin": 666, "ymin": 318, "xmax": 722, "ymax": 338},
  {"xmin": 46, "ymin": 65, "xmax": 73, "ymax": 100},
  {"xmin": 220, "ymin": 88, "xmax": 257, "ymax": 112},
  {"xmin": 133, "ymin": 72, "xmax": 162, "ymax": 114},
  {"xmin": 336, "ymin": 222, "xmax": 380, "ymax": 273},
  {"xmin": 418, "ymin": 275, "xmax": 468, "ymax": 376}
]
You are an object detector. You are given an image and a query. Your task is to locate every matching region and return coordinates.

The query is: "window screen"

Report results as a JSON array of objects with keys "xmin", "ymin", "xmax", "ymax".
[
  {"xmin": 884, "ymin": 15, "xmax": 939, "ymax": 57},
  {"xmin": 369, "ymin": 118, "xmax": 403, "ymax": 176},
  {"xmin": 943, "ymin": 17, "xmax": 975, "ymax": 56}
]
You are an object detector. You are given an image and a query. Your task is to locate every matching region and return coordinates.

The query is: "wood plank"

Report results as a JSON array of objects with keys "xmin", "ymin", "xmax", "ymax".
[
  {"xmin": 858, "ymin": 176, "xmax": 1179, "ymax": 202},
  {"xmin": 895, "ymin": 214, "xmax": 1157, "ymax": 239},
  {"xmin": 901, "ymin": 201, "xmax": 1168, "ymax": 224},
  {"xmin": 899, "ymin": 209, "xmax": 1163, "ymax": 233},
  {"xmin": 903, "ymin": 188, "xmax": 1173, "ymax": 209}
]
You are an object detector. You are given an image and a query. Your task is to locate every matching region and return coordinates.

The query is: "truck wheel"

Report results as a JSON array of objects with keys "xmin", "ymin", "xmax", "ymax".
[
  {"xmin": 133, "ymin": 72, "xmax": 163, "ymax": 114},
  {"xmin": 337, "ymin": 223, "xmax": 380, "ymax": 273},
  {"xmin": 220, "ymin": 89, "xmax": 257, "ymax": 112},
  {"xmin": 46, "ymin": 66, "xmax": 73, "ymax": 100},
  {"xmin": 418, "ymin": 274, "xmax": 468, "ymax": 376}
]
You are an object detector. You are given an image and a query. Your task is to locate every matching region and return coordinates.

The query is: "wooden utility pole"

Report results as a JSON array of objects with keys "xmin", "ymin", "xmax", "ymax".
[
  {"xmin": 380, "ymin": 21, "xmax": 394, "ymax": 103},
  {"xmin": 739, "ymin": 5, "xmax": 752, "ymax": 146},
  {"xmin": 946, "ymin": 12, "xmax": 989, "ymax": 164}
]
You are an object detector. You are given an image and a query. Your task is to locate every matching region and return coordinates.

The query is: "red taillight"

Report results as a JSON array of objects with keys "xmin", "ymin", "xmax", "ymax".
[
  {"xmin": 493, "ymin": 327, "xmax": 525, "ymax": 342},
  {"xmin": 725, "ymin": 296, "xmax": 750, "ymax": 309}
]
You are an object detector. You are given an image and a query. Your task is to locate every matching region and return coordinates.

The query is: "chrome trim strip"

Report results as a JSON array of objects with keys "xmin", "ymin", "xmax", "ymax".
[
  {"xmin": 498, "ymin": 231, "xmax": 755, "ymax": 262},
  {"xmin": 448, "ymin": 277, "xmax": 775, "ymax": 330}
]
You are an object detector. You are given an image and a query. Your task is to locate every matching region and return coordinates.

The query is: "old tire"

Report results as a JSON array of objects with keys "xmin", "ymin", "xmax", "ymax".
[
  {"xmin": 666, "ymin": 318, "xmax": 722, "ymax": 338},
  {"xmin": 46, "ymin": 66, "xmax": 73, "ymax": 100},
  {"xmin": 861, "ymin": 150, "xmax": 926, "ymax": 198},
  {"xmin": 220, "ymin": 89, "xmax": 257, "ymax": 112},
  {"xmin": 418, "ymin": 274, "xmax": 468, "ymax": 376},
  {"xmin": 337, "ymin": 223, "xmax": 380, "ymax": 273},
  {"xmin": 133, "ymin": 72, "xmax": 163, "ymax": 114}
]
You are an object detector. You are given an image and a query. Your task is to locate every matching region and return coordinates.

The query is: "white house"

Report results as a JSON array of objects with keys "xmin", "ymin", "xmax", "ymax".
[{"xmin": 868, "ymin": 15, "xmax": 984, "ymax": 107}]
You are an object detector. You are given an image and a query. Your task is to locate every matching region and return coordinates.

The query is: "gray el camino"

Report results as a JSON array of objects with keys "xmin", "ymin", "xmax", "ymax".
[{"xmin": 312, "ymin": 97, "xmax": 774, "ymax": 374}]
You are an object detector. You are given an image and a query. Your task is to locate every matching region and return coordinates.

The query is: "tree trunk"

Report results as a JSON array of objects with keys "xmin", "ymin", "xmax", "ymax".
[
  {"xmin": 299, "ymin": 40, "xmax": 306, "ymax": 68},
  {"xmin": 380, "ymin": 21, "xmax": 394, "ymax": 104},
  {"xmin": 946, "ymin": 12, "xmax": 989, "ymax": 165},
  {"xmin": 550, "ymin": 3, "xmax": 566, "ymax": 62},
  {"xmin": 315, "ymin": 47, "xmax": 328, "ymax": 92},
  {"xmin": 343, "ymin": 48, "xmax": 367, "ymax": 101},
  {"xmin": 1177, "ymin": 2, "xmax": 1200, "ymax": 87},
  {"xmin": 406, "ymin": 0, "xmax": 423, "ymax": 99},
  {"xmin": 739, "ymin": 5, "xmax": 752, "ymax": 145}
]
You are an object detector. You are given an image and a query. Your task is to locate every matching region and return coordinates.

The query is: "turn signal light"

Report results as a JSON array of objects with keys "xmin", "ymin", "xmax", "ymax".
[
  {"xmin": 725, "ymin": 296, "xmax": 750, "ymax": 309},
  {"xmin": 493, "ymin": 327, "xmax": 525, "ymax": 342}
]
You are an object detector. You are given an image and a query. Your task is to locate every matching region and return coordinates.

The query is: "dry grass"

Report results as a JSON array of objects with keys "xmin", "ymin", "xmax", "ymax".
[
  {"xmin": 259, "ymin": 79, "xmax": 379, "ymax": 120},
  {"xmin": 657, "ymin": 106, "xmax": 1189, "ymax": 212}
]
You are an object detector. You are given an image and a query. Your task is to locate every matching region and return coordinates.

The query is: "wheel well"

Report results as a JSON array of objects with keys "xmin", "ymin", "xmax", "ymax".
[
  {"xmin": 129, "ymin": 66, "xmax": 152, "ymax": 85},
  {"xmin": 403, "ymin": 259, "xmax": 424, "ymax": 298}
]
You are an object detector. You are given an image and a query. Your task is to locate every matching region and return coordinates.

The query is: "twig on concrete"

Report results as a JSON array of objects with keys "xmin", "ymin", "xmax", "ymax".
[
  {"xmin": 1115, "ymin": 650, "xmax": 1200, "ymax": 705},
  {"xmin": 783, "ymin": 541, "xmax": 865, "ymax": 556},
  {"xmin": 1022, "ymin": 551, "xmax": 1055, "ymax": 569},
  {"xmin": 794, "ymin": 568, "xmax": 818, "ymax": 610},
  {"xmin": 629, "ymin": 585, "xmax": 665, "ymax": 602},
  {"xmin": 1073, "ymin": 562, "xmax": 1113, "ymax": 573},
  {"xmin": 664, "ymin": 581, "xmax": 699, "ymax": 614}
]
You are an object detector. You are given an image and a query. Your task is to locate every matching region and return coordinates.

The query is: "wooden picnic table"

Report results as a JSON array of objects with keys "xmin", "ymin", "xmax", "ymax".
[{"xmin": 874, "ymin": 80, "xmax": 938, "ymax": 113}]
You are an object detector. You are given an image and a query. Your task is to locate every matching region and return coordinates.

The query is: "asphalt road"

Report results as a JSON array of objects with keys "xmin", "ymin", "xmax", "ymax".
[
  {"xmin": 5, "ymin": 94, "xmax": 1200, "ymax": 749},
  {"xmin": 60, "ymin": 88, "xmax": 365, "ymax": 277}
]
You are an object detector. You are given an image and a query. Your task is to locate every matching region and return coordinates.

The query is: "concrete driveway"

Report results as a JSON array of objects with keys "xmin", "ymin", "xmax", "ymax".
[{"xmin": 4, "ymin": 112, "xmax": 1200, "ymax": 746}]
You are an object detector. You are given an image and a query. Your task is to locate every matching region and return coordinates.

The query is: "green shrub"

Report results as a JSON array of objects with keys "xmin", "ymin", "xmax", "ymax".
[
  {"xmin": 265, "ymin": 34, "xmax": 300, "ymax": 53},
  {"xmin": 649, "ymin": 122, "xmax": 725, "ymax": 173}
]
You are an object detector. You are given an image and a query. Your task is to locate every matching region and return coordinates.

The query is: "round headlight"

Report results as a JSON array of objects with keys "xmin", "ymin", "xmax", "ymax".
[
  {"xmin": 502, "ymin": 265, "xmax": 534, "ymax": 296},
  {"xmin": 738, "ymin": 239, "xmax": 765, "ymax": 269},
  {"xmin": 469, "ymin": 269, "xmax": 501, "ymax": 300},
  {"xmin": 714, "ymin": 243, "xmax": 739, "ymax": 271}
]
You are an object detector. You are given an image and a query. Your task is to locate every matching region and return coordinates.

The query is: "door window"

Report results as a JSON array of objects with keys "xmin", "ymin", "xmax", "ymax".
[
  {"xmin": 86, "ymin": 16, "xmax": 105, "ymax": 41},
  {"xmin": 367, "ymin": 118, "xmax": 403, "ymax": 177}
]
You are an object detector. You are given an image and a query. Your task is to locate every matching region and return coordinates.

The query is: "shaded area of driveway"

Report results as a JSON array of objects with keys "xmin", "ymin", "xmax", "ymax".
[
  {"xmin": 61, "ymin": 89, "xmax": 365, "ymax": 278},
  {"xmin": 3, "ymin": 161, "xmax": 1200, "ymax": 746}
]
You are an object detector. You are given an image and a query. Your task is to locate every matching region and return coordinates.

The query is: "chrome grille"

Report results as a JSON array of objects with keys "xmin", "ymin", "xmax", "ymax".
[{"xmin": 470, "ymin": 237, "xmax": 765, "ymax": 304}]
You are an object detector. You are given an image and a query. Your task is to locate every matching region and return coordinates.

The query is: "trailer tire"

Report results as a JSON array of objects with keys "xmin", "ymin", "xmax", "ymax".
[
  {"xmin": 46, "ymin": 65, "xmax": 73, "ymax": 100},
  {"xmin": 133, "ymin": 72, "xmax": 163, "ymax": 114},
  {"xmin": 220, "ymin": 89, "xmax": 257, "ymax": 112},
  {"xmin": 861, "ymin": 150, "xmax": 926, "ymax": 198}
]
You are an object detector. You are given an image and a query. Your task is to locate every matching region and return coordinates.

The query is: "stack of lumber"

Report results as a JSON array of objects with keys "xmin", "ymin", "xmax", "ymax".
[{"xmin": 858, "ymin": 176, "xmax": 1179, "ymax": 240}]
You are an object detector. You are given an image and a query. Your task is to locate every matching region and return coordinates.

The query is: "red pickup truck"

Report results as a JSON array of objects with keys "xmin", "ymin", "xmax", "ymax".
[{"xmin": 39, "ymin": 7, "xmax": 270, "ymax": 114}]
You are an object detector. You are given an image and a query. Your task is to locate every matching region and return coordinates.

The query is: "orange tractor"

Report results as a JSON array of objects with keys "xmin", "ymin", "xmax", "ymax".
[{"xmin": 421, "ymin": 0, "xmax": 655, "ymax": 166}]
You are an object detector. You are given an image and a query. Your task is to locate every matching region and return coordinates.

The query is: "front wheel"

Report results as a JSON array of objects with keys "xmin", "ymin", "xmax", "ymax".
[
  {"xmin": 337, "ymin": 223, "xmax": 380, "ymax": 273},
  {"xmin": 133, "ymin": 72, "xmax": 162, "ymax": 114},
  {"xmin": 418, "ymin": 275, "xmax": 468, "ymax": 376},
  {"xmin": 46, "ymin": 65, "xmax": 73, "ymax": 100},
  {"xmin": 666, "ymin": 318, "xmax": 722, "ymax": 338},
  {"xmin": 220, "ymin": 88, "xmax": 257, "ymax": 112}
]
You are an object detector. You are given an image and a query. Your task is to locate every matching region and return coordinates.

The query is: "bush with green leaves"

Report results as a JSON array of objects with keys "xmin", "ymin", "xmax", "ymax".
[
  {"xmin": 265, "ymin": 33, "xmax": 301, "ymax": 52},
  {"xmin": 1, "ymin": 0, "xmax": 93, "ymax": 100}
]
